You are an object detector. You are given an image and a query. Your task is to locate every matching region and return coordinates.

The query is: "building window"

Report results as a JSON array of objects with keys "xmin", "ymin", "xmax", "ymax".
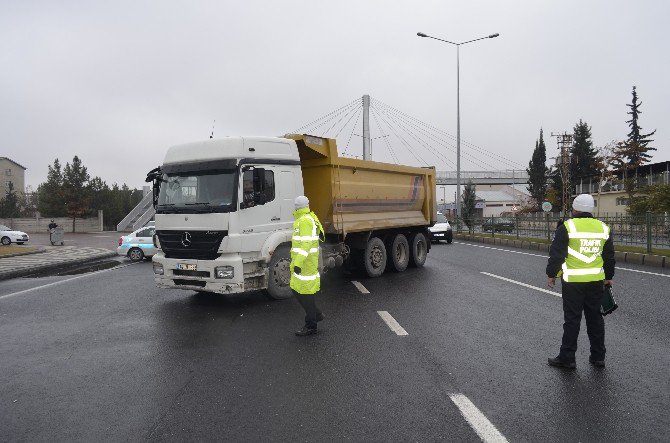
[
  {"xmin": 616, "ymin": 197, "xmax": 630, "ymax": 206},
  {"xmin": 4, "ymin": 180, "xmax": 11, "ymax": 188},
  {"xmin": 5, "ymin": 169, "xmax": 11, "ymax": 176}
]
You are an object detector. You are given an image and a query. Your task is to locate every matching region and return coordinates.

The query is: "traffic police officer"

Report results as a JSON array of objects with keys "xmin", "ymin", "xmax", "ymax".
[
  {"xmin": 290, "ymin": 196, "xmax": 325, "ymax": 336},
  {"xmin": 546, "ymin": 194, "xmax": 615, "ymax": 369}
]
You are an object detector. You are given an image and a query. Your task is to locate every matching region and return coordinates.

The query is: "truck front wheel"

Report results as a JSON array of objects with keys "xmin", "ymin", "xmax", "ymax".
[
  {"xmin": 364, "ymin": 237, "xmax": 387, "ymax": 278},
  {"xmin": 266, "ymin": 245, "xmax": 293, "ymax": 300},
  {"xmin": 409, "ymin": 232, "xmax": 428, "ymax": 268},
  {"xmin": 386, "ymin": 234, "xmax": 409, "ymax": 272}
]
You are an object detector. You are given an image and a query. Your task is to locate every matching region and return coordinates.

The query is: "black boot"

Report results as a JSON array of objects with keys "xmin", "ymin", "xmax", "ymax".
[
  {"xmin": 547, "ymin": 356, "xmax": 576, "ymax": 369},
  {"xmin": 295, "ymin": 326, "xmax": 318, "ymax": 336}
]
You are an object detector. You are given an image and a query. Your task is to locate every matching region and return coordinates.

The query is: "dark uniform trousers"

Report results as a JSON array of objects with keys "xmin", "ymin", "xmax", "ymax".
[
  {"xmin": 559, "ymin": 281, "xmax": 606, "ymax": 362},
  {"xmin": 293, "ymin": 290, "xmax": 322, "ymax": 329}
]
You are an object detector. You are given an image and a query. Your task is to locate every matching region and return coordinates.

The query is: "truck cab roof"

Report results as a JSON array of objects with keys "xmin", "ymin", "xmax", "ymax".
[{"xmin": 163, "ymin": 136, "xmax": 299, "ymax": 167}]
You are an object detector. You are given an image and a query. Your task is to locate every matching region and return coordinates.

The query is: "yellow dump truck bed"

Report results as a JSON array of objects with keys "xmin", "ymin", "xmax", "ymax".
[{"xmin": 286, "ymin": 134, "xmax": 437, "ymax": 236}]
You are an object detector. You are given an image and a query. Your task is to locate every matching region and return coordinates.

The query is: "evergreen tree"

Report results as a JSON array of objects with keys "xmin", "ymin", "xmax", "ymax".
[
  {"xmin": 62, "ymin": 156, "xmax": 90, "ymax": 232},
  {"xmin": 623, "ymin": 86, "xmax": 656, "ymax": 168},
  {"xmin": 0, "ymin": 182, "xmax": 20, "ymax": 218},
  {"xmin": 548, "ymin": 166, "xmax": 563, "ymax": 211},
  {"xmin": 570, "ymin": 120, "xmax": 598, "ymax": 181},
  {"xmin": 37, "ymin": 158, "xmax": 66, "ymax": 217},
  {"xmin": 526, "ymin": 128, "xmax": 548, "ymax": 210},
  {"xmin": 461, "ymin": 180, "xmax": 477, "ymax": 231}
]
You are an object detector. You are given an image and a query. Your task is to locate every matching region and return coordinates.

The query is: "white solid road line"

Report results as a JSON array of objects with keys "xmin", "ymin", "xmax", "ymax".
[
  {"xmin": 351, "ymin": 281, "xmax": 370, "ymax": 294},
  {"xmin": 454, "ymin": 242, "xmax": 547, "ymax": 258},
  {"xmin": 450, "ymin": 394, "xmax": 509, "ymax": 443},
  {"xmin": 615, "ymin": 266, "xmax": 670, "ymax": 278},
  {"xmin": 458, "ymin": 241, "xmax": 670, "ymax": 278},
  {"xmin": 481, "ymin": 272, "xmax": 561, "ymax": 297},
  {"xmin": 0, "ymin": 262, "xmax": 136, "ymax": 301},
  {"xmin": 377, "ymin": 311, "xmax": 408, "ymax": 336}
]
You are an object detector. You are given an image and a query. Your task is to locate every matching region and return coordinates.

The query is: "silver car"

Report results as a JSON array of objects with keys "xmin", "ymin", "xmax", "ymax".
[{"xmin": 117, "ymin": 226, "xmax": 158, "ymax": 262}]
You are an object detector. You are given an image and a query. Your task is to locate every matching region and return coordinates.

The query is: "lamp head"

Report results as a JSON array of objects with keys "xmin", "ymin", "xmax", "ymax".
[
  {"xmin": 417, "ymin": 32, "xmax": 428, "ymax": 37},
  {"xmin": 488, "ymin": 33, "xmax": 500, "ymax": 38}
]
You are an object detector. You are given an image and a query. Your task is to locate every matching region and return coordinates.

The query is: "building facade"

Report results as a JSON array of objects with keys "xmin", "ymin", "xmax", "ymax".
[
  {"xmin": 0, "ymin": 157, "xmax": 27, "ymax": 197},
  {"xmin": 573, "ymin": 160, "xmax": 669, "ymax": 215}
]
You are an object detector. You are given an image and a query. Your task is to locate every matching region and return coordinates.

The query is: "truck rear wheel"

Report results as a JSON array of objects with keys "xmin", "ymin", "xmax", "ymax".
[
  {"xmin": 409, "ymin": 232, "xmax": 428, "ymax": 268},
  {"xmin": 266, "ymin": 245, "xmax": 293, "ymax": 300},
  {"xmin": 364, "ymin": 237, "xmax": 387, "ymax": 278},
  {"xmin": 386, "ymin": 234, "xmax": 409, "ymax": 272}
]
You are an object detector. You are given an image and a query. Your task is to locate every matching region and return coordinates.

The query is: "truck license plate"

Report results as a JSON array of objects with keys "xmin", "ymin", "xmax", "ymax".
[{"xmin": 177, "ymin": 263, "xmax": 197, "ymax": 271}]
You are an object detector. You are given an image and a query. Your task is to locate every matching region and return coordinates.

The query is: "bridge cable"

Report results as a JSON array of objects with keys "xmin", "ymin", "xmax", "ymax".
[
  {"xmin": 372, "ymin": 105, "xmax": 429, "ymax": 166},
  {"xmin": 292, "ymin": 97, "xmax": 360, "ymax": 134},
  {"xmin": 342, "ymin": 108, "xmax": 363, "ymax": 157},
  {"xmin": 370, "ymin": 107, "xmax": 399, "ymax": 164},
  {"xmin": 373, "ymin": 101, "xmax": 466, "ymax": 169},
  {"xmin": 373, "ymin": 99, "xmax": 524, "ymax": 169},
  {"xmin": 373, "ymin": 98, "xmax": 512, "ymax": 170}
]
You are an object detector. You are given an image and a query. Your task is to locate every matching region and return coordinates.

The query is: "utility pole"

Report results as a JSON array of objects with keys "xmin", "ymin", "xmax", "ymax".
[
  {"xmin": 551, "ymin": 132, "xmax": 573, "ymax": 216},
  {"xmin": 362, "ymin": 94, "xmax": 371, "ymax": 160}
]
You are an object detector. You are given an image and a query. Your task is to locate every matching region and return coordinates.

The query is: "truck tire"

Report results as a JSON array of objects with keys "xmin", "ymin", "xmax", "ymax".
[
  {"xmin": 409, "ymin": 232, "xmax": 428, "ymax": 268},
  {"xmin": 386, "ymin": 234, "xmax": 409, "ymax": 272},
  {"xmin": 266, "ymin": 245, "xmax": 293, "ymax": 300},
  {"xmin": 364, "ymin": 237, "xmax": 387, "ymax": 278}
]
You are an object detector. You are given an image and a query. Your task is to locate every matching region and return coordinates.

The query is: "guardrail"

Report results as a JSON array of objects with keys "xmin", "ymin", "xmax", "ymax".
[{"xmin": 451, "ymin": 213, "xmax": 670, "ymax": 251}]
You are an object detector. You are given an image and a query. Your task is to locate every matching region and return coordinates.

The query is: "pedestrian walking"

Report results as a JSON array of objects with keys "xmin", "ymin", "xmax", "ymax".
[
  {"xmin": 546, "ymin": 194, "xmax": 615, "ymax": 369},
  {"xmin": 290, "ymin": 196, "xmax": 325, "ymax": 336}
]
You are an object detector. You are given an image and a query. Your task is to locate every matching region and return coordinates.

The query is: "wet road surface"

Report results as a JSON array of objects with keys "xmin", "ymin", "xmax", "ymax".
[{"xmin": 0, "ymin": 242, "xmax": 668, "ymax": 441}]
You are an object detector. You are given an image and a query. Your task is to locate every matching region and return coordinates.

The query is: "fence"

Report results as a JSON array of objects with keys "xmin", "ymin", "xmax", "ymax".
[
  {"xmin": 453, "ymin": 213, "xmax": 670, "ymax": 252},
  {"xmin": 0, "ymin": 211, "xmax": 104, "ymax": 233}
]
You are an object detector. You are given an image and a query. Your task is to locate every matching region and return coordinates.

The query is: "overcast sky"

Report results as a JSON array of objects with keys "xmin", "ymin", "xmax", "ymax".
[{"xmin": 2, "ymin": 0, "xmax": 668, "ymax": 192}]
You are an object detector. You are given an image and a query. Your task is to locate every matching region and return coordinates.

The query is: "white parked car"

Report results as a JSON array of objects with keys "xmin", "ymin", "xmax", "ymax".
[
  {"xmin": 117, "ymin": 225, "xmax": 159, "ymax": 262},
  {"xmin": 429, "ymin": 212, "xmax": 453, "ymax": 244},
  {"xmin": 0, "ymin": 224, "xmax": 30, "ymax": 245}
]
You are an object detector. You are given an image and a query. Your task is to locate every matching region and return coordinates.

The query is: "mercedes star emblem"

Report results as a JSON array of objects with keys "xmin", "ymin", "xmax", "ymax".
[{"xmin": 181, "ymin": 231, "xmax": 192, "ymax": 247}]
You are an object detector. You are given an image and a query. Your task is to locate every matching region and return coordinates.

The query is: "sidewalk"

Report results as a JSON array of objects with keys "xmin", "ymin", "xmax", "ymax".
[{"xmin": 0, "ymin": 246, "xmax": 118, "ymax": 280}]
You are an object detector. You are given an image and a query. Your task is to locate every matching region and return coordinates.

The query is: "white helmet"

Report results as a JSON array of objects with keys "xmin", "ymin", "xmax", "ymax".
[
  {"xmin": 572, "ymin": 194, "xmax": 595, "ymax": 212},
  {"xmin": 294, "ymin": 195, "xmax": 309, "ymax": 209}
]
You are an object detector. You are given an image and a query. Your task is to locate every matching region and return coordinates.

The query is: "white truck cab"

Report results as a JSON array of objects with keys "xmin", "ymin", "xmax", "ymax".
[{"xmin": 150, "ymin": 136, "xmax": 303, "ymax": 298}]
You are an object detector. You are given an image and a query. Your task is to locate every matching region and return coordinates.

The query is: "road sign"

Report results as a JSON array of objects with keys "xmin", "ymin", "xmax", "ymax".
[{"xmin": 542, "ymin": 201, "xmax": 552, "ymax": 212}]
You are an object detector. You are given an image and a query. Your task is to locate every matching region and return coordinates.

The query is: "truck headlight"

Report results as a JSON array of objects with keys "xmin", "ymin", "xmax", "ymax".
[
  {"xmin": 153, "ymin": 263, "xmax": 164, "ymax": 275},
  {"xmin": 215, "ymin": 266, "xmax": 234, "ymax": 279}
]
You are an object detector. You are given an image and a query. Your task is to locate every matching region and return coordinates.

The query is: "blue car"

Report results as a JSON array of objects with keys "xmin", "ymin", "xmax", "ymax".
[{"xmin": 117, "ymin": 225, "xmax": 158, "ymax": 262}]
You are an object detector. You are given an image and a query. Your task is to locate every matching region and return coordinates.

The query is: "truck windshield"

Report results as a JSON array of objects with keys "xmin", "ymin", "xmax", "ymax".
[{"xmin": 157, "ymin": 170, "xmax": 236, "ymax": 213}]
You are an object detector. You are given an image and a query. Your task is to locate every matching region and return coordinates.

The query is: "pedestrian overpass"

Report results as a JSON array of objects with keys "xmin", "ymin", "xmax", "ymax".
[{"xmin": 436, "ymin": 170, "xmax": 529, "ymax": 185}]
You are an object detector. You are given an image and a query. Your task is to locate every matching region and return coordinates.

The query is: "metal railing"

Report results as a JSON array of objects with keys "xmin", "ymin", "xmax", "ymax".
[
  {"xmin": 116, "ymin": 191, "xmax": 154, "ymax": 232},
  {"xmin": 452, "ymin": 213, "xmax": 670, "ymax": 251}
]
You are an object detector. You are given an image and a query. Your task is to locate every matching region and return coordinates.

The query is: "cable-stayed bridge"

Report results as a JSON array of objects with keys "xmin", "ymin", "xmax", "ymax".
[{"xmin": 291, "ymin": 94, "xmax": 527, "ymax": 186}]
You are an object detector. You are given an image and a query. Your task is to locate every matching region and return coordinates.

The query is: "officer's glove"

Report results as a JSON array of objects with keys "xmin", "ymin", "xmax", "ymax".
[{"xmin": 294, "ymin": 266, "xmax": 302, "ymax": 275}]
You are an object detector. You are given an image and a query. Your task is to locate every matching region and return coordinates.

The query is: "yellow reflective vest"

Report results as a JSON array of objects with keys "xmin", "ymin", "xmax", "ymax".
[
  {"xmin": 561, "ymin": 218, "xmax": 610, "ymax": 283},
  {"xmin": 290, "ymin": 208, "xmax": 324, "ymax": 294}
]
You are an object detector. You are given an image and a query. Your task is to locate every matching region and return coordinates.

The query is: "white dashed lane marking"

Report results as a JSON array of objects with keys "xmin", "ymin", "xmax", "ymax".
[
  {"xmin": 481, "ymin": 272, "xmax": 561, "ymax": 297},
  {"xmin": 351, "ymin": 281, "xmax": 370, "ymax": 294},
  {"xmin": 450, "ymin": 394, "xmax": 509, "ymax": 443},
  {"xmin": 377, "ymin": 311, "xmax": 408, "ymax": 336}
]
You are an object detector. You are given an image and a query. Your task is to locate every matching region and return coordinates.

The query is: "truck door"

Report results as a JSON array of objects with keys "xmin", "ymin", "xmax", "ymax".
[{"xmin": 236, "ymin": 165, "xmax": 283, "ymax": 253}]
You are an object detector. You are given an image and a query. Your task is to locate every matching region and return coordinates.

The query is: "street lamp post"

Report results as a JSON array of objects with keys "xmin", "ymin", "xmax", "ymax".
[{"xmin": 417, "ymin": 31, "xmax": 499, "ymax": 224}]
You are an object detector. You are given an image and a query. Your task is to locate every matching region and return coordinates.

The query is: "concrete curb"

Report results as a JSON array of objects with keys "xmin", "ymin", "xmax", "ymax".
[
  {"xmin": 0, "ymin": 251, "xmax": 118, "ymax": 281},
  {"xmin": 454, "ymin": 234, "xmax": 668, "ymax": 269}
]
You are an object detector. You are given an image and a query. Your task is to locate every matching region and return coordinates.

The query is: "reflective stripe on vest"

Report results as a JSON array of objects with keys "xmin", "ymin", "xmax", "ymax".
[
  {"xmin": 562, "ymin": 218, "xmax": 609, "ymax": 283},
  {"xmin": 293, "ymin": 272, "xmax": 320, "ymax": 281}
]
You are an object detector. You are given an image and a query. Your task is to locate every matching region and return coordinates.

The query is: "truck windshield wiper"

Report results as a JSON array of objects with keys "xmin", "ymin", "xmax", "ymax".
[
  {"xmin": 158, "ymin": 203, "xmax": 175, "ymax": 207},
  {"xmin": 184, "ymin": 202, "xmax": 212, "ymax": 206}
]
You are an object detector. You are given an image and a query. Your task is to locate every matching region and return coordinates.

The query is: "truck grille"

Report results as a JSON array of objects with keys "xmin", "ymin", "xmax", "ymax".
[{"xmin": 156, "ymin": 230, "xmax": 226, "ymax": 260}]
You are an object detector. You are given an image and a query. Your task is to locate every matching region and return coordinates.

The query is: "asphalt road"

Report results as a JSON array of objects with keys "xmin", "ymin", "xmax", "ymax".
[{"xmin": 1, "ymin": 241, "xmax": 668, "ymax": 441}]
